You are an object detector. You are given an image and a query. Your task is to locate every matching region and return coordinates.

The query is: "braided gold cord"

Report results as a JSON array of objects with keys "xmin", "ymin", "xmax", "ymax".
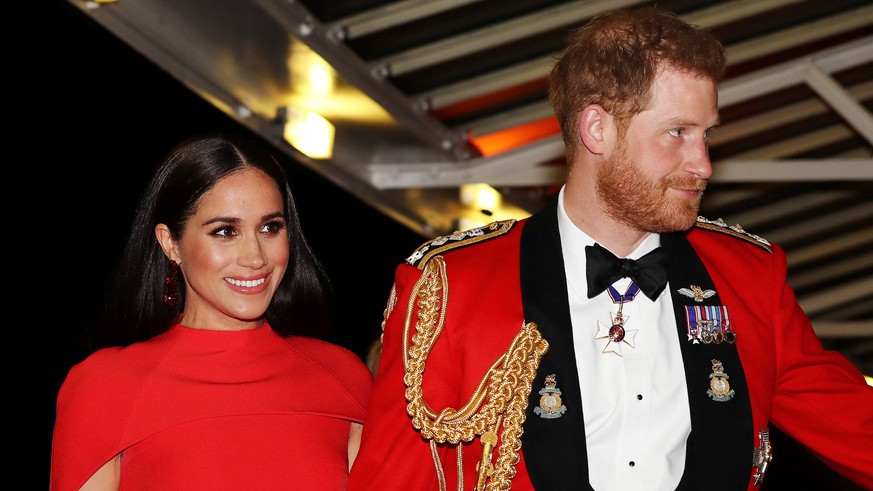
[
  {"xmin": 487, "ymin": 322, "xmax": 546, "ymax": 490},
  {"xmin": 430, "ymin": 440, "xmax": 447, "ymax": 491},
  {"xmin": 402, "ymin": 256, "xmax": 548, "ymax": 490}
]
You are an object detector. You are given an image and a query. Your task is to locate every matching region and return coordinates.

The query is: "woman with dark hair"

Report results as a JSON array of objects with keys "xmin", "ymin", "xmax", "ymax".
[{"xmin": 51, "ymin": 133, "xmax": 373, "ymax": 490}]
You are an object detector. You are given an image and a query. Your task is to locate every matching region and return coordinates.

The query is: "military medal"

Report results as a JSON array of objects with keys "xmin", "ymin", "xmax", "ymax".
[
  {"xmin": 685, "ymin": 305, "xmax": 735, "ymax": 344},
  {"xmin": 700, "ymin": 320, "xmax": 714, "ymax": 344},
  {"xmin": 707, "ymin": 359, "xmax": 735, "ymax": 402},
  {"xmin": 534, "ymin": 373, "xmax": 567, "ymax": 419},
  {"xmin": 722, "ymin": 306, "xmax": 736, "ymax": 343},
  {"xmin": 594, "ymin": 283, "xmax": 640, "ymax": 356}
]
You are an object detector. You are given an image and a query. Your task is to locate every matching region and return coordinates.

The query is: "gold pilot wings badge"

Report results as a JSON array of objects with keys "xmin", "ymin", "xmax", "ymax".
[{"xmin": 678, "ymin": 284, "xmax": 716, "ymax": 303}]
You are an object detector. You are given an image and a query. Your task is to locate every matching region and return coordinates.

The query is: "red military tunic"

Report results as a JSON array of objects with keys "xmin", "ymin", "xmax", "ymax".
[{"xmin": 349, "ymin": 200, "xmax": 873, "ymax": 491}]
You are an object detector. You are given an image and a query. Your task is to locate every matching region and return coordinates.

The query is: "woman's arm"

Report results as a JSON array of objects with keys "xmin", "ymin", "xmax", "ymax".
[
  {"xmin": 348, "ymin": 422, "xmax": 364, "ymax": 472},
  {"xmin": 79, "ymin": 454, "xmax": 121, "ymax": 491}
]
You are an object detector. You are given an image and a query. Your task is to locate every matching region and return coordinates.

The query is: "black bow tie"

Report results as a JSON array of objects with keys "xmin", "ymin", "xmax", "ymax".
[{"xmin": 585, "ymin": 243, "xmax": 668, "ymax": 301}]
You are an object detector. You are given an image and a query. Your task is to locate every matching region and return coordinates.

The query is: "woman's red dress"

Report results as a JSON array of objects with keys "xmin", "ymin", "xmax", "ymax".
[{"xmin": 51, "ymin": 323, "xmax": 373, "ymax": 490}]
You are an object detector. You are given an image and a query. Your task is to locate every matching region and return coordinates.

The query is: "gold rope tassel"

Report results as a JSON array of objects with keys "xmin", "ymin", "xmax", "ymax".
[{"xmin": 403, "ymin": 257, "xmax": 549, "ymax": 490}]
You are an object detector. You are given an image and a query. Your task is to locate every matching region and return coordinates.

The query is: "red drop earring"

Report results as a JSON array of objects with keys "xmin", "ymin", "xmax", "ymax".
[{"xmin": 163, "ymin": 259, "xmax": 180, "ymax": 309}]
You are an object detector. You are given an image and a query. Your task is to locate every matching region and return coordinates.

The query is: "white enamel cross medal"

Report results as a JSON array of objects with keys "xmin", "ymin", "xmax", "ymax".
[
  {"xmin": 594, "ymin": 283, "xmax": 640, "ymax": 356},
  {"xmin": 595, "ymin": 310, "xmax": 638, "ymax": 356}
]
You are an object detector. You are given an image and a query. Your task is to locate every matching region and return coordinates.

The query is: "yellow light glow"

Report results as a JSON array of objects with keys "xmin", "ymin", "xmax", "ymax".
[
  {"xmin": 283, "ymin": 108, "xmax": 335, "ymax": 160},
  {"xmin": 456, "ymin": 183, "xmax": 530, "ymax": 231},
  {"xmin": 457, "ymin": 217, "xmax": 488, "ymax": 231},
  {"xmin": 289, "ymin": 40, "xmax": 334, "ymax": 99},
  {"xmin": 306, "ymin": 63, "xmax": 333, "ymax": 99},
  {"xmin": 460, "ymin": 183, "xmax": 502, "ymax": 211},
  {"xmin": 285, "ymin": 37, "xmax": 393, "ymax": 126}
]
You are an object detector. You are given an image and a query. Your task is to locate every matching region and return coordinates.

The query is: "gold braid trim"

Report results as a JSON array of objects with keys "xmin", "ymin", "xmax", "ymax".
[
  {"xmin": 403, "ymin": 256, "xmax": 549, "ymax": 490},
  {"xmin": 695, "ymin": 216, "xmax": 772, "ymax": 253}
]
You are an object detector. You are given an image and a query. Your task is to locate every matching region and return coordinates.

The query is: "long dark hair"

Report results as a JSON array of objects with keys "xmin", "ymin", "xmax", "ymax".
[{"xmin": 95, "ymin": 133, "xmax": 334, "ymax": 348}]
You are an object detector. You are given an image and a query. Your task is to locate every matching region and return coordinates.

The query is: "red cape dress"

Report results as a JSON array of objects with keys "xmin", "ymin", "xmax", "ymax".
[{"xmin": 51, "ymin": 322, "xmax": 373, "ymax": 490}]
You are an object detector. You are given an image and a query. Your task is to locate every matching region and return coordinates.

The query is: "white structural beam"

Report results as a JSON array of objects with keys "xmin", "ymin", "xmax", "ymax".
[
  {"xmin": 417, "ymin": 2, "xmax": 867, "ymax": 113},
  {"xmin": 372, "ymin": 0, "xmax": 645, "ymax": 77},
  {"xmin": 813, "ymin": 322, "xmax": 873, "ymax": 338},
  {"xmin": 719, "ymin": 35, "xmax": 873, "ymax": 106},
  {"xmin": 800, "ymin": 276, "xmax": 873, "ymax": 317},
  {"xmin": 328, "ymin": 0, "xmax": 484, "ymax": 40},
  {"xmin": 711, "ymin": 160, "xmax": 873, "ymax": 182},
  {"xmin": 804, "ymin": 63, "xmax": 873, "ymax": 145},
  {"xmin": 369, "ymin": 137, "xmax": 566, "ymax": 189}
]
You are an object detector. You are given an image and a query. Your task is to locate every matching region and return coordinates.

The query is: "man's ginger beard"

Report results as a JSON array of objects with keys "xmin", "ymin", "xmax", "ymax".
[{"xmin": 595, "ymin": 136, "xmax": 707, "ymax": 233}]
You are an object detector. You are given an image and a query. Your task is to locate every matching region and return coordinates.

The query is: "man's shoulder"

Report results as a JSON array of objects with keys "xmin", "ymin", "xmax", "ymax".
[
  {"xmin": 405, "ymin": 219, "xmax": 521, "ymax": 269},
  {"xmin": 691, "ymin": 216, "xmax": 772, "ymax": 254}
]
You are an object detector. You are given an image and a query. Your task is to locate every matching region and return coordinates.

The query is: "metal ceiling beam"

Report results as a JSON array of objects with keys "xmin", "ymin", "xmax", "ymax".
[
  {"xmin": 800, "ymin": 276, "xmax": 873, "ymax": 317},
  {"xmin": 683, "ymin": 0, "xmax": 807, "ymax": 27},
  {"xmin": 328, "ymin": 0, "xmax": 484, "ymax": 40},
  {"xmin": 369, "ymin": 137, "xmax": 566, "ymax": 189},
  {"xmin": 766, "ymin": 200, "xmax": 873, "ymax": 244},
  {"xmin": 253, "ymin": 0, "xmax": 476, "ymax": 160},
  {"xmin": 719, "ymin": 35, "xmax": 873, "ymax": 105},
  {"xmin": 726, "ymin": 126, "xmax": 868, "ymax": 160},
  {"xmin": 416, "ymin": 1, "xmax": 866, "ymax": 114},
  {"xmin": 724, "ymin": 5, "xmax": 873, "ymax": 65},
  {"xmin": 461, "ymin": 101, "xmax": 554, "ymax": 137},
  {"xmin": 813, "ymin": 322, "xmax": 873, "ymax": 338},
  {"xmin": 805, "ymin": 63, "xmax": 873, "ymax": 145},
  {"xmin": 459, "ymin": 36, "xmax": 873, "ymax": 141},
  {"xmin": 463, "ymin": 79, "xmax": 873, "ymax": 144},
  {"xmin": 826, "ymin": 303, "xmax": 873, "ymax": 323},
  {"xmin": 356, "ymin": 0, "xmax": 819, "ymax": 56},
  {"xmin": 65, "ymin": 1, "xmax": 263, "ymax": 122},
  {"xmin": 420, "ymin": 57, "xmax": 554, "ymax": 110},
  {"xmin": 711, "ymin": 81, "xmax": 873, "ymax": 146},
  {"xmin": 788, "ymin": 228, "xmax": 873, "ymax": 268},
  {"xmin": 371, "ymin": 154, "xmax": 871, "ymax": 190},
  {"xmin": 790, "ymin": 251, "xmax": 873, "ymax": 290},
  {"xmin": 699, "ymin": 189, "xmax": 764, "ymax": 209},
  {"xmin": 723, "ymin": 190, "xmax": 863, "ymax": 229},
  {"xmin": 372, "ymin": 0, "xmax": 646, "ymax": 77},
  {"xmin": 709, "ymin": 157, "xmax": 867, "ymax": 182}
]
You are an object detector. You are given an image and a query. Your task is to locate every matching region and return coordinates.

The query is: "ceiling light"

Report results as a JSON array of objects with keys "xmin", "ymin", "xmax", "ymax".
[{"xmin": 283, "ymin": 107, "xmax": 335, "ymax": 160}]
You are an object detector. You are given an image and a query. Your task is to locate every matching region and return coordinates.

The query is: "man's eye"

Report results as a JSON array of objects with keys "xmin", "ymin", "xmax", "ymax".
[{"xmin": 668, "ymin": 129, "xmax": 682, "ymax": 137}]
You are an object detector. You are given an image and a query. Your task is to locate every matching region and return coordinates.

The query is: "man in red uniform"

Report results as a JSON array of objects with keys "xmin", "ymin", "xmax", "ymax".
[{"xmin": 349, "ymin": 7, "xmax": 873, "ymax": 491}]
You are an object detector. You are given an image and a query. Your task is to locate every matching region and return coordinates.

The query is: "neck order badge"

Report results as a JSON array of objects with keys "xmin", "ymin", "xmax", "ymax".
[{"xmin": 594, "ymin": 282, "xmax": 641, "ymax": 356}]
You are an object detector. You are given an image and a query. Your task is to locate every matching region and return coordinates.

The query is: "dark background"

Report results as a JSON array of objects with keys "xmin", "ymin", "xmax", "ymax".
[{"xmin": 45, "ymin": 2, "xmax": 863, "ymax": 489}]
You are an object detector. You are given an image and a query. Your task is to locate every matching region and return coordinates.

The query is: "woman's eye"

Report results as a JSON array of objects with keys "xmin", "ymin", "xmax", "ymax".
[
  {"xmin": 210, "ymin": 226, "xmax": 236, "ymax": 238},
  {"xmin": 261, "ymin": 220, "xmax": 287, "ymax": 235}
]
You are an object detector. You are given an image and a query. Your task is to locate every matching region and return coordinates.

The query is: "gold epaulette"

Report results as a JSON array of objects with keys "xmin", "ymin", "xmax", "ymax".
[
  {"xmin": 695, "ymin": 216, "xmax": 772, "ymax": 253},
  {"xmin": 406, "ymin": 219, "xmax": 517, "ymax": 269},
  {"xmin": 403, "ymin": 255, "xmax": 548, "ymax": 490}
]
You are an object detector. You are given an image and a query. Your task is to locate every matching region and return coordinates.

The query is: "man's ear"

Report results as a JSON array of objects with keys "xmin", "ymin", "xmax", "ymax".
[
  {"xmin": 155, "ymin": 224, "xmax": 180, "ymax": 263},
  {"xmin": 579, "ymin": 104, "xmax": 611, "ymax": 155}
]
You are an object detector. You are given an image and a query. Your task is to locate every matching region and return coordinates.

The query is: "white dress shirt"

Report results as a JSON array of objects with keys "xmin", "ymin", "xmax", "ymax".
[{"xmin": 557, "ymin": 186, "xmax": 691, "ymax": 490}]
